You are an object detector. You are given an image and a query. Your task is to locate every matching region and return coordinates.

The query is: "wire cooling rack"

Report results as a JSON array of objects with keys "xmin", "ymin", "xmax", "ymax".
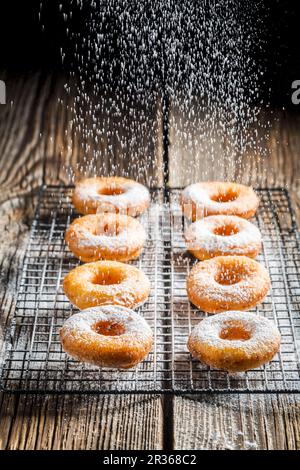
[{"xmin": 0, "ymin": 185, "xmax": 300, "ymax": 394}]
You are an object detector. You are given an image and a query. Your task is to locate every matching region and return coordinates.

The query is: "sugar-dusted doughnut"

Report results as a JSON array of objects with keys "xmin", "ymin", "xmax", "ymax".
[
  {"xmin": 185, "ymin": 215, "xmax": 262, "ymax": 260},
  {"xmin": 181, "ymin": 181, "xmax": 259, "ymax": 221},
  {"xmin": 65, "ymin": 213, "xmax": 146, "ymax": 262},
  {"xmin": 188, "ymin": 311, "xmax": 281, "ymax": 372},
  {"xmin": 73, "ymin": 176, "xmax": 150, "ymax": 216},
  {"xmin": 60, "ymin": 306, "xmax": 153, "ymax": 369},
  {"xmin": 63, "ymin": 260, "xmax": 151, "ymax": 310},
  {"xmin": 187, "ymin": 256, "xmax": 270, "ymax": 314}
]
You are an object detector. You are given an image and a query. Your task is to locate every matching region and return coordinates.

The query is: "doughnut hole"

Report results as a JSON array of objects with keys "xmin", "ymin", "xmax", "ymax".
[
  {"xmin": 210, "ymin": 188, "xmax": 239, "ymax": 203},
  {"xmin": 92, "ymin": 270, "xmax": 124, "ymax": 286},
  {"xmin": 98, "ymin": 185, "xmax": 125, "ymax": 196},
  {"xmin": 92, "ymin": 320, "xmax": 125, "ymax": 336},
  {"xmin": 220, "ymin": 321, "xmax": 252, "ymax": 341},
  {"xmin": 213, "ymin": 224, "xmax": 239, "ymax": 237},
  {"xmin": 215, "ymin": 268, "xmax": 242, "ymax": 285}
]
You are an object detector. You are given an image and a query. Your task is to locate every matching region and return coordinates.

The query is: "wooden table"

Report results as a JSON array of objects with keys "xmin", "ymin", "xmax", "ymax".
[{"xmin": 0, "ymin": 72, "xmax": 300, "ymax": 450}]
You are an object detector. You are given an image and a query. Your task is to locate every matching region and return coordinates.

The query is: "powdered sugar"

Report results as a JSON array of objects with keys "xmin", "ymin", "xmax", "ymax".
[
  {"xmin": 187, "ymin": 256, "xmax": 270, "ymax": 311},
  {"xmin": 60, "ymin": 306, "xmax": 153, "ymax": 368},
  {"xmin": 189, "ymin": 264, "xmax": 253, "ymax": 303},
  {"xmin": 181, "ymin": 182, "xmax": 259, "ymax": 219},
  {"xmin": 74, "ymin": 217, "xmax": 146, "ymax": 251},
  {"xmin": 183, "ymin": 183, "xmax": 213, "ymax": 207},
  {"xmin": 63, "ymin": 260, "xmax": 151, "ymax": 310},
  {"xmin": 75, "ymin": 178, "xmax": 150, "ymax": 213},
  {"xmin": 61, "ymin": 305, "xmax": 152, "ymax": 339},
  {"xmin": 189, "ymin": 311, "xmax": 281, "ymax": 353},
  {"xmin": 185, "ymin": 215, "xmax": 262, "ymax": 254}
]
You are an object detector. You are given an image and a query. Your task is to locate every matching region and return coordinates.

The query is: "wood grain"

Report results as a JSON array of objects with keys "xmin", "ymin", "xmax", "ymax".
[
  {"xmin": 0, "ymin": 72, "xmax": 50, "ymax": 203},
  {"xmin": 169, "ymin": 100, "xmax": 300, "ymax": 450},
  {"xmin": 0, "ymin": 73, "xmax": 163, "ymax": 450},
  {"xmin": 0, "ymin": 394, "xmax": 163, "ymax": 450},
  {"xmin": 174, "ymin": 395, "xmax": 300, "ymax": 450}
]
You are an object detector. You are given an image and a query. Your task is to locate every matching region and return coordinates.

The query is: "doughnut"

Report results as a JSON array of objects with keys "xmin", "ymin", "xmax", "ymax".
[
  {"xmin": 181, "ymin": 181, "xmax": 259, "ymax": 221},
  {"xmin": 73, "ymin": 176, "xmax": 150, "ymax": 216},
  {"xmin": 63, "ymin": 260, "xmax": 151, "ymax": 310},
  {"xmin": 187, "ymin": 256, "xmax": 270, "ymax": 314},
  {"xmin": 187, "ymin": 311, "xmax": 281, "ymax": 372},
  {"xmin": 185, "ymin": 215, "xmax": 262, "ymax": 260},
  {"xmin": 65, "ymin": 213, "xmax": 146, "ymax": 262},
  {"xmin": 60, "ymin": 306, "xmax": 153, "ymax": 369}
]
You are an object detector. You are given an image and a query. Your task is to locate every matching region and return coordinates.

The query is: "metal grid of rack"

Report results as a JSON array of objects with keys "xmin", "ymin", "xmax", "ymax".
[{"xmin": 0, "ymin": 185, "xmax": 300, "ymax": 393}]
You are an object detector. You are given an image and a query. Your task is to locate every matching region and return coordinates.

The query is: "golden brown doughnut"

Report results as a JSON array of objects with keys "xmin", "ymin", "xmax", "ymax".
[
  {"xmin": 185, "ymin": 215, "xmax": 262, "ymax": 260},
  {"xmin": 187, "ymin": 256, "xmax": 270, "ymax": 314},
  {"xmin": 73, "ymin": 176, "xmax": 150, "ymax": 216},
  {"xmin": 63, "ymin": 260, "xmax": 151, "ymax": 310},
  {"xmin": 60, "ymin": 306, "xmax": 153, "ymax": 369},
  {"xmin": 65, "ymin": 213, "xmax": 146, "ymax": 262},
  {"xmin": 181, "ymin": 182, "xmax": 259, "ymax": 221},
  {"xmin": 188, "ymin": 311, "xmax": 281, "ymax": 372}
]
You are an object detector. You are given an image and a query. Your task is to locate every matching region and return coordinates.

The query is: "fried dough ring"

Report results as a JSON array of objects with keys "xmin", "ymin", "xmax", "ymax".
[
  {"xmin": 187, "ymin": 256, "xmax": 270, "ymax": 314},
  {"xmin": 65, "ymin": 213, "xmax": 146, "ymax": 262},
  {"xmin": 188, "ymin": 311, "xmax": 281, "ymax": 372},
  {"xmin": 185, "ymin": 215, "xmax": 262, "ymax": 260},
  {"xmin": 73, "ymin": 176, "xmax": 150, "ymax": 216},
  {"xmin": 181, "ymin": 182, "xmax": 259, "ymax": 221},
  {"xmin": 63, "ymin": 260, "xmax": 151, "ymax": 310},
  {"xmin": 60, "ymin": 306, "xmax": 153, "ymax": 369}
]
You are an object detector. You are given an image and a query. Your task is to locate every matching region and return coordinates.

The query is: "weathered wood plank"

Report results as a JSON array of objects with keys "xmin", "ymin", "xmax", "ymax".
[
  {"xmin": 0, "ymin": 73, "xmax": 51, "ymax": 203},
  {"xmin": 172, "ymin": 377, "xmax": 300, "ymax": 450},
  {"xmin": 0, "ymin": 394, "xmax": 163, "ymax": 450},
  {"xmin": 0, "ymin": 73, "xmax": 164, "ymax": 450},
  {"xmin": 174, "ymin": 395, "xmax": 300, "ymax": 450}
]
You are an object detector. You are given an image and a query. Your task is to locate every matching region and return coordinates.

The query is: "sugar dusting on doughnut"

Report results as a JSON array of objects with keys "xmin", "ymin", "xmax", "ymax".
[
  {"xmin": 76, "ymin": 181, "xmax": 148, "ymax": 209},
  {"xmin": 73, "ymin": 177, "xmax": 150, "ymax": 216},
  {"xmin": 61, "ymin": 305, "xmax": 152, "ymax": 338},
  {"xmin": 188, "ymin": 311, "xmax": 281, "ymax": 372},
  {"xmin": 187, "ymin": 256, "xmax": 270, "ymax": 313},
  {"xmin": 60, "ymin": 305, "xmax": 153, "ymax": 369},
  {"xmin": 76, "ymin": 222, "xmax": 145, "ymax": 250},
  {"xmin": 190, "ymin": 312, "xmax": 279, "ymax": 351},
  {"xmin": 65, "ymin": 213, "xmax": 146, "ymax": 262},
  {"xmin": 63, "ymin": 260, "xmax": 151, "ymax": 310},
  {"xmin": 185, "ymin": 215, "xmax": 262, "ymax": 259},
  {"xmin": 181, "ymin": 181, "xmax": 259, "ymax": 221}
]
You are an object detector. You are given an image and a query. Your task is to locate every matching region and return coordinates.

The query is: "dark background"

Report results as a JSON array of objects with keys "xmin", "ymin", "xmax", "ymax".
[{"xmin": 0, "ymin": 0, "xmax": 299, "ymax": 107}]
